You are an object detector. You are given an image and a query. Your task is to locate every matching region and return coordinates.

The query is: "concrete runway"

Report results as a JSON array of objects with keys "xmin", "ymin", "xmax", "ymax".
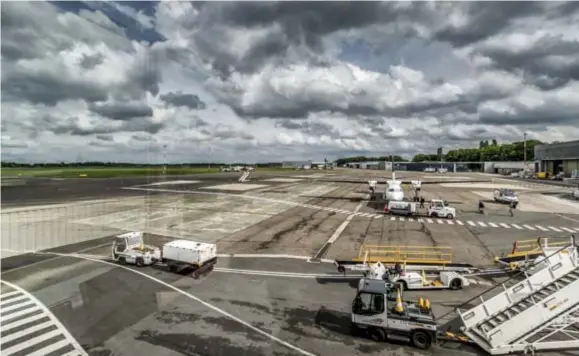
[{"xmin": 1, "ymin": 169, "xmax": 578, "ymax": 356}]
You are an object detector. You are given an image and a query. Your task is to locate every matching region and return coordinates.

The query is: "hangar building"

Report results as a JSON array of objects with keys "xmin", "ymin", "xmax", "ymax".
[{"xmin": 534, "ymin": 140, "xmax": 579, "ymax": 177}]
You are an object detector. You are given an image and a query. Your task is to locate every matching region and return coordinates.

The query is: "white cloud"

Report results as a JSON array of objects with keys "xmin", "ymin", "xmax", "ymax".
[{"xmin": 2, "ymin": 1, "xmax": 578, "ymax": 163}]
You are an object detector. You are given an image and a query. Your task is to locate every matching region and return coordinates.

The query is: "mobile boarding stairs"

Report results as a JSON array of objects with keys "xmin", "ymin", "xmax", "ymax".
[{"xmin": 439, "ymin": 235, "xmax": 579, "ymax": 355}]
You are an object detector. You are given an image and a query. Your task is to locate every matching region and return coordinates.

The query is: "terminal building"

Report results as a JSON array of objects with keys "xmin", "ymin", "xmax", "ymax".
[{"xmin": 534, "ymin": 140, "xmax": 579, "ymax": 177}]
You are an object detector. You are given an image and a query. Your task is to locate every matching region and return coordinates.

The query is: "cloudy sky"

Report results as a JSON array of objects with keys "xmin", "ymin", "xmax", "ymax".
[{"xmin": 2, "ymin": 1, "xmax": 579, "ymax": 163}]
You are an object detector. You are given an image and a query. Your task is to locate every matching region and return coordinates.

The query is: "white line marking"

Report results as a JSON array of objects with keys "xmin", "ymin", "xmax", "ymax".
[
  {"xmin": 27, "ymin": 339, "xmax": 72, "ymax": 356},
  {"xmin": 0, "ymin": 291, "xmax": 22, "ymax": 299},
  {"xmin": 523, "ymin": 224, "xmax": 536, "ymax": 230},
  {"xmin": 2, "ymin": 301, "xmax": 35, "ymax": 313},
  {"xmin": 417, "ymin": 218, "xmax": 424, "ymax": 223},
  {"xmin": 327, "ymin": 195, "xmax": 368, "ymax": 245},
  {"xmin": 555, "ymin": 214, "xmax": 579, "ymax": 224},
  {"xmin": 216, "ymin": 253, "xmax": 335, "ymax": 264},
  {"xmin": 436, "ymin": 219, "xmax": 444, "ymax": 224},
  {"xmin": 1, "ymin": 305, "xmax": 42, "ymax": 323},
  {"xmin": 0, "ymin": 295, "xmax": 27, "ymax": 306},
  {"xmin": 446, "ymin": 220, "xmax": 454, "ymax": 225},
  {"xmin": 214, "ymin": 268, "xmax": 355, "ymax": 279},
  {"xmin": 1, "ymin": 329, "xmax": 63, "ymax": 355},
  {"xmin": 390, "ymin": 216, "xmax": 396, "ymax": 221},
  {"xmin": 407, "ymin": 218, "xmax": 414, "ymax": 222},
  {"xmin": 455, "ymin": 220, "xmax": 463, "ymax": 225},
  {"xmin": 536, "ymin": 225, "xmax": 549, "ymax": 231},
  {"xmin": 373, "ymin": 215, "xmax": 382, "ymax": 219},
  {"xmin": 0, "ymin": 312, "xmax": 47, "ymax": 333},
  {"xmin": 489, "ymin": 222, "xmax": 499, "ymax": 228},
  {"xmin": 0, "ymin": 280, "xmax": 88, "ymax": 356},
  {"xmin": 467, "ymin": 221, "xmax": 476, "ymax": 226},
  {"xmin": 0, "ymin": 252, "xmax": 316, "ymax": 356},
  {"xmin": 477, "ymin": 222, "xmax": 487, "ymax": 227},
  {"xmin": 511, "ymin": 224, "xmax": 523, "ymax": 230},
  {"xmin": 427, "ymin": 218, "xmax": 433, "ymax": 224},
  {"xmin": 499, "ymin": 223, "xmax": 511, "ymax": 229},
  {"xmin": 399, "ymin": 217, "xmax": 405, "ymax": 222},
  {"xmin": 561, "ymin": 227, "xmax": 575, "ymax": 233},
  {"xmin": 548, "ymin": 226, "xmax": 562, "ymax": 232},
  {"xmin": 1, "ymin": 320, "xmax": 53, "ymax": 343}
]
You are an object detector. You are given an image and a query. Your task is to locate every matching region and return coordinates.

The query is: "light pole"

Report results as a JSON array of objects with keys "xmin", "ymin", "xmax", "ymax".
[{"xmin": 523, "ymin": 132, "xmax": 527, "ymax": 170}]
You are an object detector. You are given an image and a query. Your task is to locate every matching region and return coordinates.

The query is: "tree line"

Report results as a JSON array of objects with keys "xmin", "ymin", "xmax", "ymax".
[
  {"xmin": 334, "ymin": 155, "xmax": 408, "ymax": 166},
  {"xmin": 335, "ymin": 139, "xmax": 544, "ymax": 165},
  {"xmin": 412, "ymin": 139, "xmax": 543, "ymax": 162}
]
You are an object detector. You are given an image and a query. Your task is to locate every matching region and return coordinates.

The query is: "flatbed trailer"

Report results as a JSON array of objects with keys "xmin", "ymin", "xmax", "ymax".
[{"xmin": 366, "ymin": 261, "xmax": 471, "ymax": 290}]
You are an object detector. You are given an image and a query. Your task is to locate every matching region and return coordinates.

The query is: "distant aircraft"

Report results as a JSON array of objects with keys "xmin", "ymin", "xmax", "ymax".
[{"xmin": 385, "ymin": 172, "xmax": 404, "ymax": 201}]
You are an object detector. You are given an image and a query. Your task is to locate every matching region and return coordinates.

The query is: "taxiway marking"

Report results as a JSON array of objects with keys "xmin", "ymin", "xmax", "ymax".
[
  {"xmin": 0, "ymin": 250, "xmax": 318, "ymax": 356},
  {"xmin": 0, "ymin": 280, "xmax": 88, "ymax": 356}
]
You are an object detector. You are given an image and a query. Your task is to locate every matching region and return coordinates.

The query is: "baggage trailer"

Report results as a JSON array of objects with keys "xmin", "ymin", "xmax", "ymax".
[
  {"xmin": 336, "ymin": 244, "xmax": 476, "ymax": 275},
  {"xmin": 366, "ymin": 261, "xmax": 470, "ymax": 291},
  {"xmin": 350, "ymin": 237, "xmax": 579, "ymax": 353},
  {"xmin": 111, "ymin": 232, "xmax": 218, "ymax": 278}
]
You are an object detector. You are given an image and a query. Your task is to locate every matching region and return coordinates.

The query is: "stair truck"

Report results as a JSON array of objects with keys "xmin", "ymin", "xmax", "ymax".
[
  {"xmin": 350, "ymin": 236, "xmax": 579, "ymax": 354},
  {"xmin": 111, "ymin": 232, "xmax": 218, "ymax": 277}
]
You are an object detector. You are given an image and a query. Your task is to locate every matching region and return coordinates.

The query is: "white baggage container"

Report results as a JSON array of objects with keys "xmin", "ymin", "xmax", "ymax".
[{"xmin": 162, "ymin": 240, "xmax": 217, "ymax": 267}]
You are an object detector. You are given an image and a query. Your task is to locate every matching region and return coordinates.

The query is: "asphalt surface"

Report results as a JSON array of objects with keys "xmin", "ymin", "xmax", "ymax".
[{"xmin": 2, "ymin": 169, "xmax": 578, "ymax": 356}]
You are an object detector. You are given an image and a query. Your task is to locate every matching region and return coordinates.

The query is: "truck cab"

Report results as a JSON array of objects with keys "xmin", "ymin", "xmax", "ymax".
[
  {"xmin": 493, "ymin": 189, "xmax": 518, "ymax": 204},
  {"xmin": 427, "ymin": 199, "xmax": 455, "ymax": 219},
  {"xmin": 111, "ymin": 232, "xmax": 161, "ymax": 266},
  {"xmin": 351, "ymin": 278, "xmax": 437, "ymax": 349}
]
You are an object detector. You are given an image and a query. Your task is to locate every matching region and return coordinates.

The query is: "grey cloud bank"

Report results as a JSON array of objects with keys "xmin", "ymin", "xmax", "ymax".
[{"xmin": 1, "ymin": 1, "xmax": 579, "ymax": 163}]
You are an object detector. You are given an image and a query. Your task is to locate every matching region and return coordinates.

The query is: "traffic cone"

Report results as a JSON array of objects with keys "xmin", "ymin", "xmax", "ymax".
[{"xmin": 394, "ymin": 286, "xmax": 404, "ymax": 313}]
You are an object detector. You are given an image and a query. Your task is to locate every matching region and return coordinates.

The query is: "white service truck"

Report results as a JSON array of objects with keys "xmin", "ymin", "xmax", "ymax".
[
  {"xmin": 493, "ymin": 188, "xmax": 519, "ymax": 204},
  {"xmin": 384, "ymin": 199, "xmax": 456, "ymax": 219},
  {"xmin": 572, "ymin": 186, "xmax": 579, "ymax": 200},
  {"xmin": 111, "ymin": 232, "xmax": 218, "ymax": 277}
]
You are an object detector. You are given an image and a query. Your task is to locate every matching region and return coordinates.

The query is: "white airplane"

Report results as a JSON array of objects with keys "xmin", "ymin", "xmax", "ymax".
[{"xmin": 385, "ymin": 172, "xmax": 405, "ymax": 201}]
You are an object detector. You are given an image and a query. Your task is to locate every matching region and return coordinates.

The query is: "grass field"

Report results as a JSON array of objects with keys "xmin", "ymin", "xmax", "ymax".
[{"xmin": 0, "ymin": 166, "xmax": 296, "ymax": 178}]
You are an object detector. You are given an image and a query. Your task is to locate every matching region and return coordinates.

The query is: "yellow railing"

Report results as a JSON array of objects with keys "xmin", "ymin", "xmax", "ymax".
[
  {"xmin": 353, "ymin": 244, "xmax": 454, "ymax": 264},
  {"xmin": 500, "ymin": 237, "xmax": 571, "ymax": 259}
]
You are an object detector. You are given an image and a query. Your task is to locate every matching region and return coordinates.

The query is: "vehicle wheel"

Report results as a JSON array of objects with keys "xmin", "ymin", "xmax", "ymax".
[
  {"xmin": 411, "ymin": 330, "xmax": 432, "ymax": 350},
  {"xmin": 337, "ymin": 266, "xmax": 345, "ymax": 274},
  {"xmin": 350, "ymin": 323, "xmax": 360, "ymax": 336},
  {"xmin": 446, "ymin": 214, "xmax": 454, "ymax": 219},
  {"xmin": 135, "ymin": 258, "xmax": 144, "ymax": 267},
  {"xmin": 369, "ymin": 328, "xmax": 386, "ymax": 342},
  {"xmin": 449, "ymin": 278, "xmax": 462, "ymax": 290}
]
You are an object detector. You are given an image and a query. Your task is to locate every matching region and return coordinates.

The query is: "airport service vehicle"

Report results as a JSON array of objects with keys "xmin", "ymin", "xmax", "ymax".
[
  {"xmin": 493, "ymin": 189, "xmax": 519, "ymax": 204},
  {"xmin": 572, "ymin": 186, "xmax": 579, "ymax": 200},
  {"xmin": 220, "ymin": 166, "xmax": 232, "ymax": 172},
  {"xmin": 350, "ymin": 238, "xmax": 579, "ymax": 353},
  {"xmin": 383, "ymin": 199, "xmax": 456, "ymax": 219},
  {"xmin": 365, "ymin": 261, "xmax": 470, "ymax": 291},
  {"xmin": 111, "ymin": 232, "xmax": 218, "ymax": 276},
  {"xmin": 427, "ymin": 199, "xmax": 455, "ymax": 219},
  {"xmin": 232, "ymin": 165, "xmax": 244, "ymax": 172},
  {"xmin": 437, "ymin": 167, "xmax": 448, "ymax": 173},
  {"xmin": 111, "ymin": 232, "xmax": 161, "ymax": 267},
  {"xmin": 424, "ymin": 167, "xmax": 436, "ymax": 173}
]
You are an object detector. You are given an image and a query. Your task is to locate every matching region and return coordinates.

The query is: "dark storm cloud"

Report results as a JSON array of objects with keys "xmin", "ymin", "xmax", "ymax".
[
  {"xmin": 88, "ymin": 102, "xmax": 153, "ymax": 121},
  {"xmin": 160, "ymin": 91, "xmax": 207, "ymax": 109}
]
